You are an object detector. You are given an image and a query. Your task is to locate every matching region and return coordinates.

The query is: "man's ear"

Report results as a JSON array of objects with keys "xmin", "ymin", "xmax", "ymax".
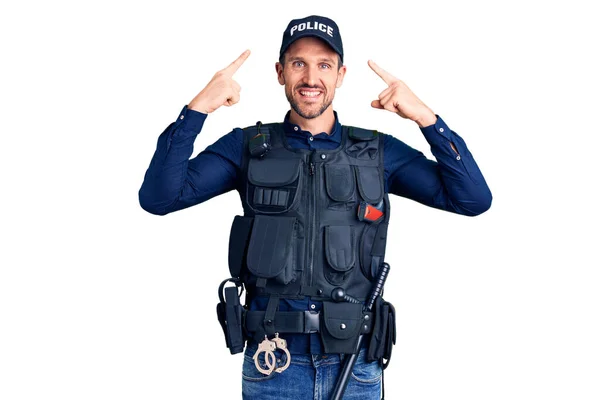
[
  {"xmin": 276, "ymin": 62, "xmax": 285, "ymax": 85},
  {"xmin": 336, "ymin": 65, "xmax": 347, "ymax": 88}
]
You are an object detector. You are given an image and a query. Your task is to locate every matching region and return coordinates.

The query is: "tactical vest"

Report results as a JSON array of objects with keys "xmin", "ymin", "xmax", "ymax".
[{"xmin": 223, "ymin": 122, "xmax": 393, "ymax": 355}]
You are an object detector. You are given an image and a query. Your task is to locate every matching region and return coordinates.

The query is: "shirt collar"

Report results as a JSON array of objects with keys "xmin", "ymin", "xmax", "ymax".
[{"xmin": 282, "ymin": 111, "xmax": 342, "ymax": 144}]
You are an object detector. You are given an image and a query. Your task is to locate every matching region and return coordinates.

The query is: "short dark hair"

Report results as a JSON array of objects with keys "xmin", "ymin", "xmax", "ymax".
[{"xmin": 279, "ymin": 52, "xmax": 343, "ymax": 70}]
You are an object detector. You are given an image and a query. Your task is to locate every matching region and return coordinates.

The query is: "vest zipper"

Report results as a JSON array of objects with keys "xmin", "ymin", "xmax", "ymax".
[{"xmin": 307, "ymin": 151, "xmax": 316, "ymax": 287}]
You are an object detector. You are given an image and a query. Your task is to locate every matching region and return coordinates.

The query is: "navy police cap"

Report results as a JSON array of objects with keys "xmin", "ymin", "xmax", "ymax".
[{"xmin": 279, "ymin": 15, "xmax": 344, "ymax": 63}]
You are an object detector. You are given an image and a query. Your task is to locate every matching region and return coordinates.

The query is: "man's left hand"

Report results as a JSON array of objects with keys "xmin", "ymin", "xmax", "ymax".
[{"xmin": 368, "ymin": 60, "xmax": 436, "ymax": 128}]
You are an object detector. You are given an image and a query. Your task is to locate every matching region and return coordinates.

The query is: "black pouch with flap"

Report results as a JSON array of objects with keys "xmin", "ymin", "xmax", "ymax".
[
  {"xmin": 367, "ymin": 296, "xmax": 396, "ymax": 369},
  {"xmin": 320, "ymin": 301, "xmax": 365, "ymax": 354}
]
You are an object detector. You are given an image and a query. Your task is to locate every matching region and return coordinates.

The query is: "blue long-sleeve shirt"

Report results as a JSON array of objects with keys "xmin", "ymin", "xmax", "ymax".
[{"xmin": 139, "ymin": 105, "xmax": 492, "ymax": 353}]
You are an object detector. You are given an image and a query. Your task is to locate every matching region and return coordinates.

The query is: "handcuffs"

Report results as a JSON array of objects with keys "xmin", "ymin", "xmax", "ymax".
[{"xmin": 252, "ymin": 332, "xmax": 291, "ymax": 375}]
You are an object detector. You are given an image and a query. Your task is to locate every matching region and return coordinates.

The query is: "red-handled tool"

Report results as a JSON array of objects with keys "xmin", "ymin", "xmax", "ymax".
[{"xmin": 357, "ymin": 200, "xmax": 384, "ymax": 223}]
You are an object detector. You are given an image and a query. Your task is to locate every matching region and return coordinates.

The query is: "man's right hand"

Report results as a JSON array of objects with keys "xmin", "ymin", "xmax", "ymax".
[{"xmin": 188, "ymin": 50, "xmax": 251, "ymax": 114}]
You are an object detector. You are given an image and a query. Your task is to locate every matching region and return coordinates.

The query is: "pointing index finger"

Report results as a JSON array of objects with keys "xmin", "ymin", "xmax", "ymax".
[
  {"xmin": 223, "ymin": 50, "xmax": 251, "ymax": 76},
  {"xmin": 368, "ymin": 60, "xmax": 397, "ymax": 85}
]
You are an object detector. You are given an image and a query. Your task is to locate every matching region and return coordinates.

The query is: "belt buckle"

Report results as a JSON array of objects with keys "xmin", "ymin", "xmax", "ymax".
[{"xmin": 303, "ymin": 311, "xmax": 320, "ymax": 333}]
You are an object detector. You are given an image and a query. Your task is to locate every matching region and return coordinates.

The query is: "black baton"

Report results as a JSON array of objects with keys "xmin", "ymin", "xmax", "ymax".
[{"xmin": 331, "ymin": 262, "xmax": 391, "ymax": 400}]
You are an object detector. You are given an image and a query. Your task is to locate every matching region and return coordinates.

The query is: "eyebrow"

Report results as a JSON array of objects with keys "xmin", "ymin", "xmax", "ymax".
[
  {"xmin": 317, "ymin": 57, "xmax": 335, "ymax": 64},
  {"xmin": 287, "ymin": 56, "xmax": 335, "ymax": 64}
]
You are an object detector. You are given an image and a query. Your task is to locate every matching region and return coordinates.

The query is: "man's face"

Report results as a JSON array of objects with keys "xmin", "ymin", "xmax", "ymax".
[{"xmin": 276, "ymin": 37, "xmax": 346, "ymax": 120}]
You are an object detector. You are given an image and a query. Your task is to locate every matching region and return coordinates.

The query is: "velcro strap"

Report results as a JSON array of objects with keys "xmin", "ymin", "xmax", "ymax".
[
  {"xmin": 348, "ymin": 127, "xmax": 378, "ymax": 141},
  {"xmin": 263, "ymin": 294, "xmax": 280, "ymax": 337}
]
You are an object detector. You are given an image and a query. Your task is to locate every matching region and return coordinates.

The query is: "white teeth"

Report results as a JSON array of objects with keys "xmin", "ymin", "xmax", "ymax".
[{"xmin": 300, "ymin": 91, "xmax": 320, "ymax": 97}]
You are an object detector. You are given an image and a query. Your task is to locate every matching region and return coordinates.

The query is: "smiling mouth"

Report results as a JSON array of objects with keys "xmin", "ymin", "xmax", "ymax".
[{"xmin": 298, "ymin": 89, "xmax": 323, "ymax": 100}]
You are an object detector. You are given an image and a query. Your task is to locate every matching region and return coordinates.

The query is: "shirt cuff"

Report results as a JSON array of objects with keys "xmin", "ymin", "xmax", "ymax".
[
  {"xmin": 173, "ymin": 105, "xmax": 208, "ymax": 134},
  {"xmin": 419, "ymin": 114, "xmax": 451, "ymax": 142}
]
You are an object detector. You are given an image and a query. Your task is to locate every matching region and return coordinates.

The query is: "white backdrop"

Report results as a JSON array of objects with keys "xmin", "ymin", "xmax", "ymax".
[{"xmin": 1, "ymin": 0, "xmax": 599, "ymax": 399}]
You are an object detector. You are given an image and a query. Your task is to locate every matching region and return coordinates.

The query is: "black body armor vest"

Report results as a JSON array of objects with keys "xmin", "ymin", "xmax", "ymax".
[{"xmin": 228, "ymin": 122, "xmax": 390, "ymax": 303}]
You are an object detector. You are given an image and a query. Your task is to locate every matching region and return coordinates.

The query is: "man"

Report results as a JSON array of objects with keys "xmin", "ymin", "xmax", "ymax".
[{"xmin": 139, "ymin": 15, "xmax": 491, "ymax": 400}]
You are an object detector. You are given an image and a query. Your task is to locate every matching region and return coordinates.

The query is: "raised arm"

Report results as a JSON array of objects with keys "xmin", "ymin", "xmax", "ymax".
[
  {"xmin": 368, "ymin": 59, "xmax": 492, "ymax": 215},
  {"xmin": 138, "ymin": 51, "xmax": 251, "ymax": 215},
  {"xmin": 384, "ymin": 119, "xmax": 492, "ymax": 216}
]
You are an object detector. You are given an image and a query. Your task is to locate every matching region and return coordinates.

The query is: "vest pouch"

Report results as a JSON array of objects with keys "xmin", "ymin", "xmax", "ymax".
[
  {"xmin": 324, "ymin": 164, "xmax": 356, "ymax": 204},
  {"xmin": 246, "ymin": 215, "xmax": 297, "ymax": 285},
  {"xmin": 247, "ymin": 157, "xmax": 302, "ymax": 214},
  {"xmin": 320, "ymin": 301, "xmax": 364, "ymax": 354},
  {"xmin": 359, "ymin": 222, "xmax": 388, "ymax": 281},
  {"xmin": 345, "ymin": 140, "xmax": 378, "ymax": 160},
  {"xmin": 367, "ymin": 296, "xmax": 396, "ymax": 369},
  {"xmin": 324, "ymin": 225, "xmax": 356, "ymax": 286},
  {"xmin": 228, "ymin": 216, "xmax": 254, "ymax": 278},
  {"xmin": 354, "ymin": 166, "xmax": 383, "ymax": 203}
]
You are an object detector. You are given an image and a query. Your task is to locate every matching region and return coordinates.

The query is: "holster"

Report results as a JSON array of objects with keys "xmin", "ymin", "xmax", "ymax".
[
  {"xmin": 367, "ymin": 296, "xmax": 396, "ymax": 369},
  {"xmin": 216, "ymin": 278, "xmax": 246, "ymax": 355}
]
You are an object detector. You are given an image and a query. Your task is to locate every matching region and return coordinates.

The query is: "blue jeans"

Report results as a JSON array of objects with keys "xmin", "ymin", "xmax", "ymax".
[{"xmin": 241, "ymin": 342, "xmax": 382, "ymax": 400}]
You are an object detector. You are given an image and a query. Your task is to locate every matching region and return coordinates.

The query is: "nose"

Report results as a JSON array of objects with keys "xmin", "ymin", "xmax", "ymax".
[{"xmin": 303, "ymin": 65, "xmax": 318, "ymax": 87}]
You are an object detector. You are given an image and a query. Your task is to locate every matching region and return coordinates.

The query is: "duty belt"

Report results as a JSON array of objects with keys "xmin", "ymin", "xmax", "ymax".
[{"xmin": 244, "ymin": 310, "xmax": 374, "ymax": 335}]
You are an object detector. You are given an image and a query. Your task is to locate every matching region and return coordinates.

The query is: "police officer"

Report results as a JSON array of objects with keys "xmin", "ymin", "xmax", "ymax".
[{"xmin": 140, "ymin": 15, "xmax": 492, "ymax": 400}]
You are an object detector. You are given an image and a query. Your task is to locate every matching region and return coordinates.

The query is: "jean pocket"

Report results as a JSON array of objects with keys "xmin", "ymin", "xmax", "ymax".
[
  {"xmin": 350, "ymin": 357, "xmax": 382, "ymax": 384},
  {"xmin": 241, "ymin": 353, "xmax": 278, "ymax": 382}
]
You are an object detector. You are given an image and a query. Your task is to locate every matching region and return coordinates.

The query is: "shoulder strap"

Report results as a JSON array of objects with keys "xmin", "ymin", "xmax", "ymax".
[
  {"xmin": 345, "ymin": 126, "xmax": 379, "ymax": 141},
  {"xmin": 239, "ymin": 122, "xmax": 283, "ymax": 197}
]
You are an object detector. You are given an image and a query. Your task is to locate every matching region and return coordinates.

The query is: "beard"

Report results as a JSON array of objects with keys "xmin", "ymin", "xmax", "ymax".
[{"xmin": 285, "ymin": 85, "xmax": 334, "ymax": 119}]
